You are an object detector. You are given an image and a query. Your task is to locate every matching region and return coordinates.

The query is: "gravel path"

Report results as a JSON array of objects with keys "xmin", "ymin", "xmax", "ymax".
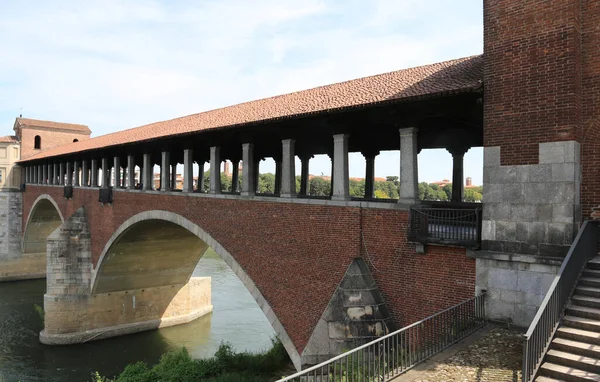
[{"xmin": 402, "ymin": 325, "xmax": 523, "ymax": 382}]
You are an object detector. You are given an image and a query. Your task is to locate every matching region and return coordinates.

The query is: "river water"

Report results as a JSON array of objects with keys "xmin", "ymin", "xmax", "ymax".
[{"xmin": 0, "ymin": 249, "xmax": 276, "ymax": 381}]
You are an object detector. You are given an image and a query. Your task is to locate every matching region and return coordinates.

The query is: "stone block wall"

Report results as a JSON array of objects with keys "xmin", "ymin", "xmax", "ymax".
[
  {"xmin": 41, "ymin": 207, "xmax": 212, "ymax": 344},
  {"xmin": 482, "ymin": 141, "xmax": 581, "ymax": 258},
  {"xmin": 0, "ymin": 190, "xmax": 22, "ymax": 260},
  {"xmin": 474, "ymin": 252, "xmax": 560, "ymax": 327},
  {"xmin": 302, "ymin": 258, "xmax": 393, "ymax": 366}
]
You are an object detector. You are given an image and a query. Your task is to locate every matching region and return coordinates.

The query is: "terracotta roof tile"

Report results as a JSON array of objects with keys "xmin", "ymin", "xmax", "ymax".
[
  {"xmin": 20, "ymin": 55, "xmax": 482, "ymax": 162},
  {"xmin": 0, "ymin": 135, "xmax": 19, "ymax": 144},
  {"xmin": 15, "ymin": 118, "xmax": 91, "ymax": 134}
]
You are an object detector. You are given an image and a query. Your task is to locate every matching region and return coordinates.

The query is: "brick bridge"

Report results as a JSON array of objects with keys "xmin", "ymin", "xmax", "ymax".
[
  {"xmin": 13, "ymin": 0, "xmax": 600, "ymax": 371},
  {"xmin": 18, "ymin": 56, "xmax": 483, "ymax": 370}
]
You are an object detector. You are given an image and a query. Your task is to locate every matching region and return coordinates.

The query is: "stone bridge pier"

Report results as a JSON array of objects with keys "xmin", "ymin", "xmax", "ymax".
[{"xmin": 40, "ymin": 208, "xmax": 213, "ymax": 348}]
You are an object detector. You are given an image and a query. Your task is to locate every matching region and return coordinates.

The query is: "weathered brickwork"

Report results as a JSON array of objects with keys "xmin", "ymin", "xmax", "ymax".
[
  {"xmin": 483, "ymin": 0, "xmax": 582, "ymax": 166},
  {"xmin": 581, "ymin": 0, "xmax": 600, "ymax": 220},
  {"xmin": 20, "ymin": 128, "xmax": 90, "ymax": 160},
  {"xmin": 484, "ymin": 0, "xmax": 600, "ymax": 220},
  {"xmin": 22, "ymin": 186, "xmax": 476, "ymax": 355}
]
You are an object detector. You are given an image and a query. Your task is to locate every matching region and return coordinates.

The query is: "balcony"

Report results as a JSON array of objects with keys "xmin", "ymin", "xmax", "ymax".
[{"xmin": 409, "ymin": 202, "xmax": 482, "ymax": 249}]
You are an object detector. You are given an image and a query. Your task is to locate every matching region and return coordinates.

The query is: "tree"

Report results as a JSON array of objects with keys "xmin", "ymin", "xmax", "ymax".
[
  {"xmin": 258, "ymin": 173, "xmax": 276, "ymax": 194},
  {"xmin": 464, "ymin": 188, "xmax": 483, "ymax": 202},
  {"xmin": 442, "ymin": 183, "xmax": 452, "ymax": 200},
  {"xmin": 309, "ymin": 176, "xmax": 330, "ymax": 196}
]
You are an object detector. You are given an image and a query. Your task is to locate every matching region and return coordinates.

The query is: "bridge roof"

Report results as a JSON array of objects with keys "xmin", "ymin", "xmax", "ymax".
[{"xmin": 20, "ymin": 55, "xmax": 482, "ymax": 162}]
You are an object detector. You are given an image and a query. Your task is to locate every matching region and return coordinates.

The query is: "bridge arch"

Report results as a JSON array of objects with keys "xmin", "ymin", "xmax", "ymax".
[
  {"xmin": 91, "ymin": 210, "xmax": 301, "ymax": 369},
  {"xmin": 23, "ymin": 194, "xmax": 64, "ymax": 258}
]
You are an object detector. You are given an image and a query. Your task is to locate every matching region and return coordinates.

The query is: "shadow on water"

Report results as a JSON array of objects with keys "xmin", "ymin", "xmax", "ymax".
[{"xmin": 0, "ymin": 248, "xmax": 275, "ymax": 381}]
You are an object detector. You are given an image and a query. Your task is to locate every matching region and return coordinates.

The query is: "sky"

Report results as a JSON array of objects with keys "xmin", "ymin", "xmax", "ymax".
[{"xmin": 0, "ymin": 0, "xmax": 484, "ymax": 184}]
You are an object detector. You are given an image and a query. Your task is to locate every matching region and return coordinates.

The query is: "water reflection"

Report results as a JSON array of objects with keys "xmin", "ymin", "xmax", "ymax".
[{"xmin": 0, "ymin": 249, "xmax": 275, "ymax": 381}]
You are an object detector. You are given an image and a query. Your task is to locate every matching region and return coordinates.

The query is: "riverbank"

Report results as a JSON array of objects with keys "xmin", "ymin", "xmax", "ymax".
[{"xmin": 93, "ymin": 338, "xmax": 294, "ymax": 382}]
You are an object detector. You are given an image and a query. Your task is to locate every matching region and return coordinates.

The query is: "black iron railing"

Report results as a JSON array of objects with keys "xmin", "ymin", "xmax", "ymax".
[
  {"xmin": 278, "ymin": 293, "xmax": 486, "ymax": 382},
  {"xmin": 522, "ymin": 220, "xmax": 599, "ymax": 382},
  {"xmin": 409, "ymin": 206, "xmax": 482, "ymax": 248}
]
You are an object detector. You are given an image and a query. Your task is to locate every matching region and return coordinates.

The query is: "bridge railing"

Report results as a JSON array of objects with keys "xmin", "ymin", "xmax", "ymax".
[
  {"xmin": 277, "ymin": 293, "xmax": 486, "ymax": 382},
  {"xmin": 522, "ymin": 220, "xmax": 599, "ymax": 382},
  {"xmin": 409, "ymin": 205, "xmax": 482, "ymax": 248}
]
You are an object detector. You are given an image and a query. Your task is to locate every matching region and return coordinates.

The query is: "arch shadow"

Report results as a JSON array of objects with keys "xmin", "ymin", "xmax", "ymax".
[
  {"xmin": 91, "ymin": 210, "xmax": 302, "ymax": 370},
  {"xmin": 23, "ymin": 194, "xmax": 64, "ymax": 258}
]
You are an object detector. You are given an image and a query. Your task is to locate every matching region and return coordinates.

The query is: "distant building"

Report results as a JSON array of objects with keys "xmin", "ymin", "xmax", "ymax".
[{"xmin": 0, "ymin": 117, "xmax": 91, "ymax": 189}]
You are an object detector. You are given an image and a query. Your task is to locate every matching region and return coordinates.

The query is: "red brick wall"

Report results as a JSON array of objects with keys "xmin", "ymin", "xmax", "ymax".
[
  {"xmin": 20, "ymin": 128, "xmax": 90, "ymax": 159},
  {"xmin": 483, "ymin": 0, "xmax": 582, "ymax": 165},
  {"xmin": 22, "ymin": 186, "xmax": 475, "ymax": 354},
  {"xmin": 581, "ymin": 1, "xmax": 600, "ymax": 219}
]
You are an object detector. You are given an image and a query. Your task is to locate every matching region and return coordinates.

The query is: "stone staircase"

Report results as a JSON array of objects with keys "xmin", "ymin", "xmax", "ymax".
[{"xmin": 537, "ymin": 256, "xmax": 600, "ymax": 381}]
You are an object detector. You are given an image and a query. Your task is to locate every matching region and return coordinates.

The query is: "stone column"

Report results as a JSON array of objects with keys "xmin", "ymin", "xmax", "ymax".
[
  {"xmin": 449, "ymin": 148, "xmax": 466, "ymax": 204},
  {"xmin": 82, "ymin": 160, "xmax": 89, "ymax": 187},
  {"xmin": 73, "ymin": 161, "xmax": 80, "ymax": 186},
  {"xmin": 143, "ymin": 153, "xmax": 152, "ymax": 191},
  {"xmin": 362, "ymin": 150, "xmax": 378, "ymax": 200},
  {"xmin": 197, "ymin": 161, "xmax": 205, "ymax": 192},
  {"xmin": 210, "ymin": 146, "xmax": 221, "ymax": 194},
  {"xmin": 91, "ymin": 159, "xmax": 98, "ymax": 187},
  {"xmin": 122, "ymin": 166, "xmax": 127, "ymax": 188},
  {"xmin": 59, "ymin": 163, "xmax": 65, "ymax": 185},
  {"xmin": 274, "ymin": 156, "xmax": 282, "ymax": 195},
  {"xmin": 48, "ymin": 164, "xmax": 54, "ymax": 185},
  {"xmin": 299, "ymin": 154, "xmax": 311, "ymax": 196},
  {"xmin": 42, "ymin": 164, "xmax": 48, "ymax": 185},
  {"xmin": 127, "ymin": 155, "xmax": 135, "ymax": 189},
  {"xmin": 65, "ymin": 162, "xmax": 72, "ymax": 186},
  {"xmin": 281, "ymin": 139, "xmax": 296, "ymax": 198},
  {"xmin": 161, "ymin": 151, "xmax": 170, "ymax": 192},
  {"xmin": 399, "ymin": 127, "xmax": 419, "ymax": 204},
  {"xmin": 241, "ymin": 143, "xmax": 255, "ymax": 196},
  {"xmin": 113, "ymin": 157, "xmax": 121, "ymax": 188},
  {"xmin": 183, "ymin": 149, "xmax": 194, "ymax": 193},
  {"xmin": 171, "ymin": 163, "xmax": 177, "ymax": 190},
  {"xmin": 332, "ymin": 134, "xmax": 350, "ymax": 201},
  {"xmin": 329, "ymin": 153, "xmax": 335, "ymax": 198},
  {"xmin": 101, "ymin": 157, "xmax": 110, "ymax": 188},
  {"xmin": 231, "ymin": 159, "xmax": 240, "ymax": 193}
]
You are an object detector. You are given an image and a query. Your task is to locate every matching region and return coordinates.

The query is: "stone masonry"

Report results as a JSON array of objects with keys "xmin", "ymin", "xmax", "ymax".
[
  {"xmin": 41, "ymin": 207, "xmax": 213, "ymax": 345},
  {"xmin": 482, "ymin": 141, "xmax": 581, "ymax": 258},
  {"xmin": 302, "ymin": 258, "xmax": 393, "ymax": 366}
]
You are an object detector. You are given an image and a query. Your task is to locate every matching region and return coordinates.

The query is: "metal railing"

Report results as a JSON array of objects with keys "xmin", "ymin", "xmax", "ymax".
[
  {"xmin": 522, "ymin": 220, "xmax": 599, "ymax": 382},
  {"xmin": 278, "ymin": 294, "xmax": 486, "ymax": 382},
  {"xmin": 409, "ymin": 206, "xmax": 482, "ymax": 248}
]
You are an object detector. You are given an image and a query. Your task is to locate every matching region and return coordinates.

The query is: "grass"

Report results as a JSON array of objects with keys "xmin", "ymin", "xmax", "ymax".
[{"xmin": 92, "ymin": 337, "xmax": 291, "ymax": 382}]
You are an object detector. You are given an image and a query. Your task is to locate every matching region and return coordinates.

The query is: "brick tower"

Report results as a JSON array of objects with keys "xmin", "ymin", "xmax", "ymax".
[{"xmin": 478, "ymin": 0, "xmax": 600, "ymax": 325}]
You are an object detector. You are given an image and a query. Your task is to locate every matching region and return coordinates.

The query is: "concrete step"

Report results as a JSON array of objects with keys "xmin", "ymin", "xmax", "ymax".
[
  {"xmin": 580, "ymin": 278, "xmax": 600, "ymax": 288},
  {"xmin": 577, "ymin": 286, "xmax": 600, "ymax": 299},
  {"xmin": 535, "ymin": 376, "xmax": 565, "ymax": 382},
  {"xmin": 563, "ymin": 316, "xmax": 600, "ymax": 333},
  {"xmin": 557, "ymin": 327, "xmax": 600, "ymax": 346},
  {"xmin": 546, "ymin": 349, "xmax": 600, "ymax": 374},
  {"xmin": 552, "ymin": 337, "xmax": 600, "ymax": 359},
  {"xmin": 587, "ymin": 257, "xmax": 600, "ymax": 271},
  {"xmin": 567, "ymin": 305, "xmax": 600, "ymax": 321},
  {"xmin": 539, "ymin": 362, "xmax": 600, "ymax": 381},
  {"xmin": 583, "ymin": 269, "xmax": 600, "ymax": 279},
  {"xmin": 573, "ymin": 296, "xmax": 600, "ymax": 310}
]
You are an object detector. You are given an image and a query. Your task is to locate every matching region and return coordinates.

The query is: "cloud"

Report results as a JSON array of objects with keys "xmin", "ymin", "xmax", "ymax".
[{"xmin": 0, "ymin": 0, "xmax": 483, "ymax": 183}]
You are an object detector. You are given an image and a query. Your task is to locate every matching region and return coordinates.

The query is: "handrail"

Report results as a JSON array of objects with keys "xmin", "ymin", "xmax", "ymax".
[
  {"xmin": 522, "ymin": 220, "xmax": 599, "ymax": 382},
  {"xmin": 278, "ymin": 293, "xmax": 486, "ymax": 382}
]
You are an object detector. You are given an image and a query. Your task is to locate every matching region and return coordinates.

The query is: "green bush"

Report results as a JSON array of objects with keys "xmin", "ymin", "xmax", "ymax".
[{"xmin": 93, "ymin": 337, "xmax": 290, "ymax": 382}]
